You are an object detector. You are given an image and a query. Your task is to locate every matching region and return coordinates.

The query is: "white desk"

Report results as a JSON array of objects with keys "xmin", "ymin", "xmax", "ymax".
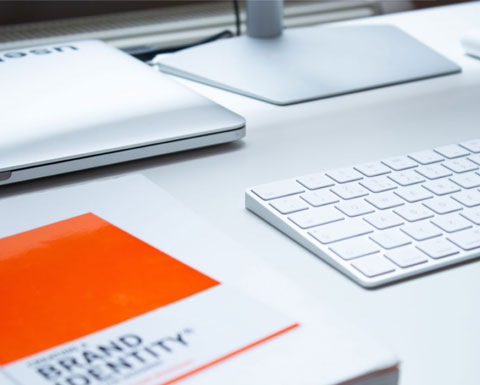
[{"xmin": 3, "ymin": 2, "xmax": 480, "ymax": 384}]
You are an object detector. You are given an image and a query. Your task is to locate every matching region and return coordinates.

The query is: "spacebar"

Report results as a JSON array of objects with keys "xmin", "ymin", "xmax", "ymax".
[{"xmin": 309, "ymin": 219, "xmax": 373, "ymax": 244}]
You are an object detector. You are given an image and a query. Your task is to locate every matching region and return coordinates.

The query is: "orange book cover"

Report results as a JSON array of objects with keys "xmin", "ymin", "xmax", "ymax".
[{"xmin": 0, "ymin": 213, "xmax": 298, "ymax": 385}]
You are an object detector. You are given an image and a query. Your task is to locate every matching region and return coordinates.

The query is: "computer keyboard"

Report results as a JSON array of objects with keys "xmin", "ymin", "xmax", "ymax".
[{"xmin": 245, "ymin": 139, "xmax": 480, "ymax": 287}]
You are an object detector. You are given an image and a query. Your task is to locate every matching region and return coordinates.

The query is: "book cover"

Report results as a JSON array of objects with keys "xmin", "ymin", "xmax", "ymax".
[{"xmin": 0, "ymin": 213, "xmax": 298, "ymax": 385}]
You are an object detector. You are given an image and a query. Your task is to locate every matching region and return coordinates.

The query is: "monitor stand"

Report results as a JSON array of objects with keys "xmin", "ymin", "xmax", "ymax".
[{"xmin": 156, "ymin": 24, "xmax": 461, "ymax": 106}]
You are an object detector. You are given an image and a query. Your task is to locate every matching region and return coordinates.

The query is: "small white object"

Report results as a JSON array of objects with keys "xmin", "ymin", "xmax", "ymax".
[
  {"xmin": 434, "ymin": 144, "xmax": 470, "ymax": 159},
  {"xmin": 451, "ymin": 190, "xmax": 480, "ymax": 208},
  {"xmin": 423, "ymin": 180, "xmax": 461, "ymax": 196},
  {"xmin": 447, "ymin": 228, "xmax": 480, "ymax": 250},
  {"xmin": 468, "ymin": 154, "xmax": 480, "ymax": 165},
  {"xmin": 252, "ymin": 180, "xmax": 305, "ymax": 200},
  {"xmin": 301, "ymin": 190, "xmax": 339, "ymax": 207},
  {"xmin": 385, "ymin": 246, "xmax": 428, "ymax": 268},
  {"xmin": 360, "ymin": 176, "xmax": 398, "ymax": 193},
  {"xmin": 335, "ymin": 199, "xmax": 375, "ymax": 217},
  {"xmin": 423, "ymin": 197, "xmax": 463, "ymax": 214},
  {"xmin": 297, "ymin": 174, "xmax": 334, "ymax": 190},
  {"xmin": 270, "ymin": 196, "xmax": 309, "ymax": 214},
  {"xmin": 355, "ymin": 162, "xmax": 391, "ymax": 177},
  {"xmin": 330, "ymin": 183, "xmax": 369, "ymax": 200},
  {"xmin": 309, "ymin": 218, "xmax": 372, "ymax": 244},
  {"xmin": 364, "ymin": 211, "xmax": 404, "ymax": 230},
  {"xmin": 329, "ymin": 238, "xmax": 380, "ymax": 260},
  {"xmin": 409, "ymin": 150, "xmax": 444, "ymax": 165},
  {"xmin": 326, "ymin": 168, "xmax": 363, "ymax": 183},
  {"xmin": 370, "ymin": 229, "xmax": 412, "ymax": 249},
  {"xmin": 382, "ymin": 156, "xmax": 418, "ymax": 171},
  {"xmin": 431, "ymin": 214, "xmax": 472, "ymax": 233},
  {"xmin": 366, "ymin": 192, "xmax": 405, "ymax": 210},
  {"xmin": 351, "ymin": 255, "xmax": 396, "ymax": 278},
  {"xmin": 401, "ymin": 222, "xmax": 442, "ymax": 241},
  {"xmin": 394, "ymin": 185, "xmax": 433, "ymax": 203},
  {"xmin": 461, "ymin": 207, "xmax": 480, "ymax": 225},
  {"xmin": 417, "ymin": 238, "xmax": 459, "ymax": 259},
  {"xmin": 460, "ymin": 138, "xmax": 480, "ymax": 153},
  {"xmin": 442, "ymin": 158, "xmax": 478, "ymax": 173},
  {"xmin": 394, "ymin": 204, "xmax": 434, "ymax": 222},
  {"xmin": 288, "ymin": 206, "xmax": 343, "ymax": 229},
  {"xmin": 450, "ymin": 172, "xmax": 480, "ymax": 189},
  {"xmin": 416, "ymin": 164, "xmax": 452, "ymax": 180},
  {"xmin": 388, "ymin": 170, "xmax": 425, "ymax": 186}
]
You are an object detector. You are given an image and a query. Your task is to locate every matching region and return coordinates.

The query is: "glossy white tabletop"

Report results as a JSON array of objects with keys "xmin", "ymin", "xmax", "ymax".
[{"xmin": 3, "ymin": 3, "xmax": 480, "ymax": 384}]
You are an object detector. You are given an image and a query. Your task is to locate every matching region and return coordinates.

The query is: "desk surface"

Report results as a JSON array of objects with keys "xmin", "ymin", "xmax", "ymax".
[{"xmin": 4, "ymin": 2, "xmax": 480, "ymax": 384}]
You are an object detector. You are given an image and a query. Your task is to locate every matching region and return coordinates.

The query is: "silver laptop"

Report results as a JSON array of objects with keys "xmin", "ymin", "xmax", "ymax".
[{"xmin": 0, "ymin": 40, "xmax": 245, "ymax": 185}]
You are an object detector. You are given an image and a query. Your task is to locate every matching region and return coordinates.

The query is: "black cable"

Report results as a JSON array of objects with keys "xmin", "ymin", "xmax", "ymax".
[
  {"xmin": 126, "ymin": 1, "xmax": 241, "ymax": 62},
  {"xmin": 233, "ymin": 0, "xmax": 241, "ymax": 36},
  {"xmin": 125, "ymin": 29, "xmax": 234, "ymax": 62}
]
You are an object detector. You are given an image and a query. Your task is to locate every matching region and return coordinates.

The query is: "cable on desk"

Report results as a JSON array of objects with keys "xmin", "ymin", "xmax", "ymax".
[
  {"xmin": 125, "ymin": 29, "xmax": 234, "ymax": 62},
  {"xmin": 126, "ymin": 1, "xmax": 240, "ymax": 62}
]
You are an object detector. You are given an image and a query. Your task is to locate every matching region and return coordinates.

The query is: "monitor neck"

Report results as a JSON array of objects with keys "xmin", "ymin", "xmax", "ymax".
[{"xmin": 246, "ymin": 0, "xmax": 284, "ymax": 38}]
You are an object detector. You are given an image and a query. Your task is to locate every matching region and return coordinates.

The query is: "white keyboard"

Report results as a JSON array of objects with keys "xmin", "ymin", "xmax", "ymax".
[{"xmin": 245, "ymin": 139, "xmax": 480, "ymax": 287}]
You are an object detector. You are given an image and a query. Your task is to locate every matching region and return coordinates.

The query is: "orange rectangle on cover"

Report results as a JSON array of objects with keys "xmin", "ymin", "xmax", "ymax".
[{"xmin": 0, "ymin": 213, "xmax": 219, "ymax": 365}]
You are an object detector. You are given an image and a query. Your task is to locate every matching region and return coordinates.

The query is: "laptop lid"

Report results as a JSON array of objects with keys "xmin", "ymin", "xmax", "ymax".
[{"xmin": 0, "ymin": 40, "xmax": 245, "ymax": 174}]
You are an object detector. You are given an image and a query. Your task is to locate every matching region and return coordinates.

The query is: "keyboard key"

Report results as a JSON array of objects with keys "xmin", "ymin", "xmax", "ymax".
[
  {"xmin": 354, "ymin": 162, "xmax": 391, "ymax": 177},
  {"xmin": 388, "ymin": 170, "xmax": 425, "ymax": 186},
  {"xmin": 370, "ymin": 229, "xmax": 411, "ymax": 249},
  {"xmin": 417, "ymin": 238, "xmax": 459, "ymax": 259},
  {"xmin": 434, "ymin": 144, "xmax": 469, "ymax": 159},
  {"xmin": 382, "ymin": 156, "xmax": 418, "ymax": 171},
  {"xmin": 416, "ymin": 164, "xmax": 452, "ymax": 180},
  {"xmin": 335, "ymin": 199, "xmax": 375, "ymax": 217},
  {"xmin": 431, "ymin": 214, "xmax": 472, "ymax": 233},
  {"xmin": 309, "ymin": 218, "xmax": 372, "ymax": 244},
  {"xmin": 409, "ymin": 150, "xmax": 444, "ymax": 165},
  {"xmin": 360, "ymin": 176, "xmax": 397, "ymax": 193},
  {"xmin": 447, "ymin": 228, "xmax": 480, "ymax": 250},
  {"xmin": 326, "ymin": 168, "xmax": 363, "ymax": 184},
  {"xmin": 442, "ymin": 158, "xmax": 478, "ymax": 173},
  {"xmin": 450, "ymin": 172, "xmax": 480, "ymax": 189},
  {"xmin": 301, "ymin": 190, "xmax": 339, "ymax": 207},
  {"xmin": 394, "ymin": 204, "xmax": 434, "ymax": 222},
  {"xmin": 297, "ymin": 173, "xmax": 334, "ymax": 190},
  {"xmin": 401, "ymin": 222, "xmax": 442, "ymax": 241},
  {"xmin": 423, "ymin": 197, "xmax": 463, "ymax": 215},
  {"xmin": 469, "ymin": 154, "xmax": 480, "ymax": 165},
  {"xmin": 422, "ymin": 180, "xmax": 461, "ymax": 196},
  {"xmin": 270, "ymin": 196, "xmax": 309, "ymax": 214},
  {"xmin": 364, "ymin": 211, "xmax": 404, "ymax": 230},
  {"xmin": 461, "ymin": 207, "xmax": 480, "ymax": 225},
  {"xmin": 451, "ymin": 190, "xmax": 480, "ymax": 207},
  {"xmin": 394, "ymin": 185, "xmax": 433, "ymax": 203},
  {"xmin": 352, "ymin": 255, "xmax": 396, "ymax": 277},
  {"xmin": 460, "ymin": 139, "xmax": 480, "ymax": 153},
  {"xmin": 329, "ymin": 237, "xmax": 379, "ymax": 260},
  {"xmin": 330, "ymin": 183, "xmax": 369, "ymax": 200},
  {"xmin": 385, "ymin": 246, "xmax": 428, "ymax": 268},
  {"xmin": 288, "ymin": 206, "xmax": 343, "ymax": 229},
  {"xmin": 365, "ymin": 192, "xmax": 404, "ymax": 210},
  {"xmin": 252, "ymin": 180, "xmax": 304, "ymax": 200}
]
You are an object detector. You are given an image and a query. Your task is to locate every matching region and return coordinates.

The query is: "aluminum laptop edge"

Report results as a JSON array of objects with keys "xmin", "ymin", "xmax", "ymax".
[{"xmin": 0, "ymin": 40, "xmax": 245, "ymax": 185}]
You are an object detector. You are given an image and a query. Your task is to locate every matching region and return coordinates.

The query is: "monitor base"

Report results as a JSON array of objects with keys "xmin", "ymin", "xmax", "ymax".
[{"xmin": 156, "ymin": 24, "xmax": 461, "ymax": 106}]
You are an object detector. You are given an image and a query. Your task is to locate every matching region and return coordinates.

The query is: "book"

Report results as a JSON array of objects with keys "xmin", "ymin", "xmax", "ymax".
[{"xmin": 0, "ymin": 175, "xmax": 399, "ymax": 385}]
